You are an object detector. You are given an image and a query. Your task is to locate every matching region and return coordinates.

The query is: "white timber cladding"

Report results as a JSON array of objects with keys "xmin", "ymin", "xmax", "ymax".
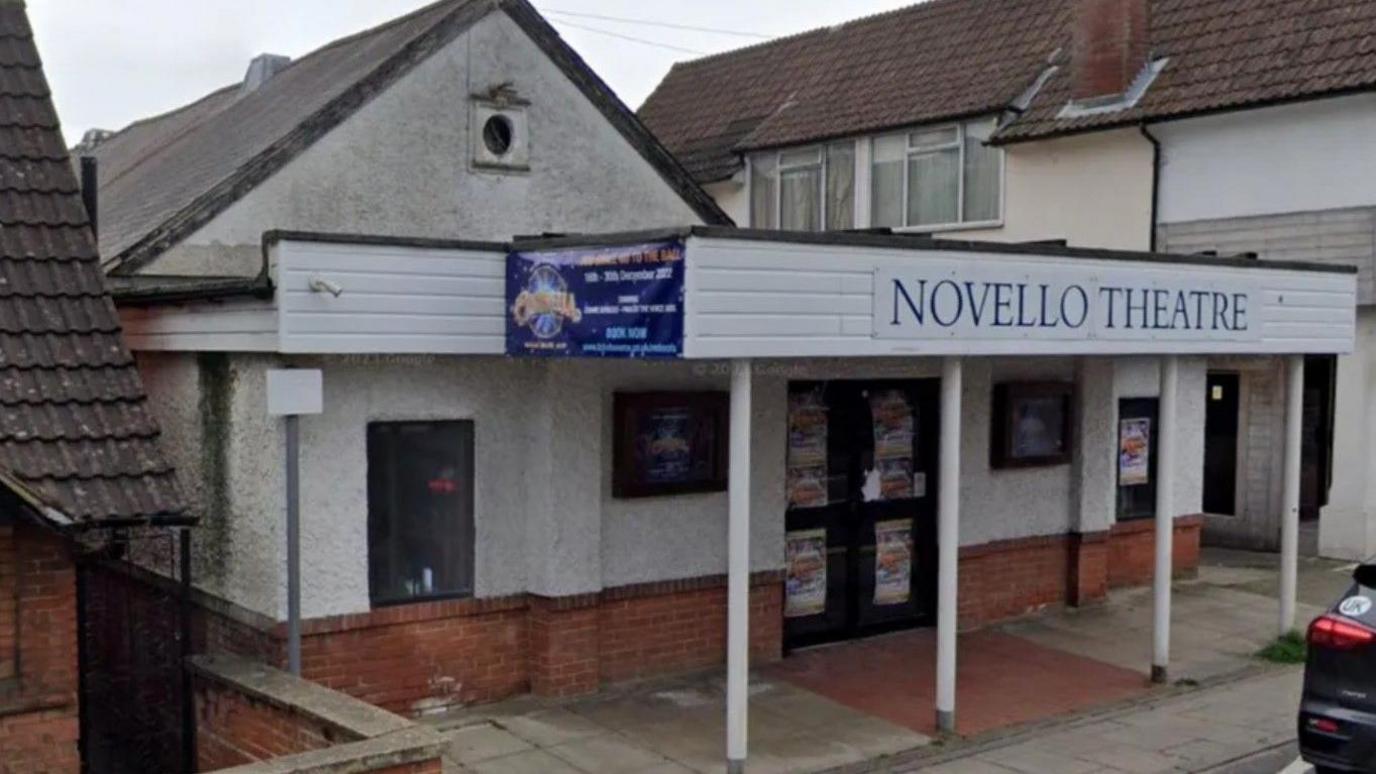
[
  {"xmin": 682, "ymin": 237, "xmax": 1356, "ymax": 359},
  {"xmin": 119, "ymin": 299, "xmax": 278, "ymax": 352},
  {"xmin": 274, "ymin": 239, "xmax": 507, "ymax": 354}
]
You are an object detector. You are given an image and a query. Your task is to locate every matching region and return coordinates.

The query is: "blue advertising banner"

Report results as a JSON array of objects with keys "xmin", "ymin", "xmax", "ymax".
[{"xmin": 506, "ymin": 240, "xmax": 685, "ymax": 358}]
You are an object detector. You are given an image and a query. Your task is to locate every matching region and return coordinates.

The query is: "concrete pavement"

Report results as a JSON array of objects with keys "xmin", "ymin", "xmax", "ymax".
[{"xmin": 426, "ymin": 548, "xmax": 1355, "ymax": 773}]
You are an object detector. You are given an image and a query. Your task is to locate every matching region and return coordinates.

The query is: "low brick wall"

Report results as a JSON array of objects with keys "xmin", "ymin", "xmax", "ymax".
[
  {"xmin": 1108, "ymin": 515, "xmax": 1203, "ymax": 589},
  {"xmin": 194, "ymin": 572, "xmax": 785, "ymax": 715},
  {"xmin": 958, "ymin": 516, "xmax": 1204, "ymax": 628},
  {"xmin": 190, "ymin": 654, "xmax": 445, "ymax": 773}
]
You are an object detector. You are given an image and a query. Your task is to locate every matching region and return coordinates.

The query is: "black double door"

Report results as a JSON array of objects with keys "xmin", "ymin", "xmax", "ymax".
[{"xmin": 783, "ymin": 379, "xmax": 940, "ymax": 651}]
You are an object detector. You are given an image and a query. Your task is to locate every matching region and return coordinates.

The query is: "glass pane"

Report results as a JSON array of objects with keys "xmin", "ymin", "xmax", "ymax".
[
  {"xmin": 780, "ymin": 147, "xmax": 822, "ymax": 167},
  {"xmin": 907, "ymin": 148, "xmax": 959, "ymax": 227},
  {"xmin": 367, "ymin": 421, "xmax": 474, "ymax": 604},
  {"xmin": 826, "ymin": 143, "xmax": 855, "ymax": 231},
  {"xmin": 750, "ymin": 155, "xmax": 778, "ymax": 229},
  {"xmin": 963, "ymin": 120, "xmax": 1001, "ymax": 222},
  {"xmin": 871, "ymin": 135, "xmax": 905, "ymax": 229},
  {"xmin": 780, "ymin": 166, "xmax": 821, "ymax": 231},
  {"xmin": 909, "ymin": 126, "xmax": 959, "ymax": 150}
]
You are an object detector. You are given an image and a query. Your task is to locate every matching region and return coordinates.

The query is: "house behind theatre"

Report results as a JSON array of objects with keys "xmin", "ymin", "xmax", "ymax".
[
  {"xmin": 640, "ymin": 0, "xmax": 1376, "ymax": 559},
  {"xmin": 0, "ymin": 1, "xmax": 189, "ymax": 769}
]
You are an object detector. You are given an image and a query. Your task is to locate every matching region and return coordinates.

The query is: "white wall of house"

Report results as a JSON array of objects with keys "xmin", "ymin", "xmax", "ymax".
[
  {"xmin": 138, "ymin": 11, "xmax": 705, "ymax": 277},
  {"xmin": 958, "ymin": 128, "xmax": 1155, "ymax": 251},
  {"xmin": 1156, "ymin": 94, "xmax": 1376, "ymax": 226},
  {"xmin": 703, "ymin": 179, "xmax": 747, "ymax": 227}
]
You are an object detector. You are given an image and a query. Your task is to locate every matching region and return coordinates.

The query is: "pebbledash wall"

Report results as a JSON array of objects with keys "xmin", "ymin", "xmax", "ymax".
[
  {"xmin": 0, "ymin": 523, "xmax": 81, "ymax": 771},
  {"xmin": 139, "ymin": 346, "xmax": 1206, "ymax": 716}
]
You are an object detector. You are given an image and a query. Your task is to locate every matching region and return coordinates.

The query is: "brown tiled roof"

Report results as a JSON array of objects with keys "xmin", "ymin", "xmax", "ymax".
[
  {"xmin": 640, "ymin": 0, "xmax": 1376, "ymax": 182},
  {"xmin": 639, "ymin": 0, "xmax": 1071, "ymax": 183},
  {"xmin": 998, "ymin": 0, "xmax": 1376, "ymax": 141},
  {"xmin": 89, "ymin": 0, "xmax": 729, "ymax": 274},
  {"xmin": 0, "ymin": 0, "xmax": 186, "ymax": 528}
]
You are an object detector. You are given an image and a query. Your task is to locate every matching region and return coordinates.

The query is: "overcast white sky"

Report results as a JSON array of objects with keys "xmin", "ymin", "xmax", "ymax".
[{"xmin": 30, "ymin": 1, "xmax": 918, "ymax": 146}]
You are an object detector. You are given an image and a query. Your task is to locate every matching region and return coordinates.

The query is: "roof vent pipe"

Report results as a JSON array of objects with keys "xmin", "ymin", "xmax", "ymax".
[
  {"xmin": 1072, "ymin": 0, "xmax": 1151, "ymax": 100},
  {"xmin": 241, "ymin": 53, "xmax": 292, "ymax": 95},
  {"xmin": 80, "ymin": 156, "xmax": 98, "ymax": 239}
]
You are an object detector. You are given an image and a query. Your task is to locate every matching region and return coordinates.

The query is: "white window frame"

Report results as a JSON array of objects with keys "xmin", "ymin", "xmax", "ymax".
[
  {"xmin": 873, "ymin": 119, "xmax": 1004, "ymax": 233},
  {"xmin": 747, "ymin": 142, "xmax": 863, "ymax": 231}
]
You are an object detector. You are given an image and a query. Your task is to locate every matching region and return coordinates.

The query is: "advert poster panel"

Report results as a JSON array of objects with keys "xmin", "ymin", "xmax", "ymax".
[
  {"xmin": 874, "ymin": 519, "xmax": 913, "ymax": 606},
  {"xmin": 785, "ymin": 529, "xmax": 828, "ymax": 618},
  {"xmin": 787, "ymin": 390, "xmax": 830, "ymax": 508},
  {"xmin": 506, "ymin": 240, "xmax": 684, "ymax": 358},
  {"xmin": 1119, "ymin": 418, "xmax": 1151, "ymax": 486}
]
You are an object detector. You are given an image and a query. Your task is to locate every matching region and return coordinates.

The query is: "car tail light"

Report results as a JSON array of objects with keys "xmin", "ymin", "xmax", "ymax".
[
  {"xmin": 1309, "ymin": 614, "xmax": 1376, "ymax": 650},
  {"xmin": 1308, "ymin": 716, "xmax": 1342, "ymax": 735}
]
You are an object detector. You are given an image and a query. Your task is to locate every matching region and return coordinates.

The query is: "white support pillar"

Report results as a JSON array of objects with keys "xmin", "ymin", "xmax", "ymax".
[
  {"xmin": 1280, "ymin": 355, "xmax": 1305, "ymax": 635},
  {"xmin": 936, "ymin": 357, "xmax": 963, "ymax": 733},
  {"xmin": 1152, "ymin": 356, "xmax": 1179, "ymax": 684},
  {"xmin": 726, "ymin": 359, "xmax": 752, "ymax": 774}
]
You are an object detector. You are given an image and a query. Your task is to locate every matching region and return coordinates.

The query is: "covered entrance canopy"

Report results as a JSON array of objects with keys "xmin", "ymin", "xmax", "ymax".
[{"xmin": 504, "ymin": 226, "xmax": 1356, "ymax": 771}]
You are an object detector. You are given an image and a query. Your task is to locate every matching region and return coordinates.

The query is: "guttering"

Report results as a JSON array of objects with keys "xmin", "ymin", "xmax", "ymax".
[{"xmin": 1139, "ymin": 122, "xmax": 1161, "ymax": 252}]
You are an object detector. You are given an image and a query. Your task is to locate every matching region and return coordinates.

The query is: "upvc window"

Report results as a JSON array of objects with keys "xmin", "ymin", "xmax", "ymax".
[
  {"xmin": 367, "ymin": 421, "xmax": 475, "ymax": 606},
  {"xmin": 750, "ymin": 143, "xmax": 857, "ymax": 232},
  {"xmin": 871, "ymin": 119, "xmax": 1001, "ymax": 230}
]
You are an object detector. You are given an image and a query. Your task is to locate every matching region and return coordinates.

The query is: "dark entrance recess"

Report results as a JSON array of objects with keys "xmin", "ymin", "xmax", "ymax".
[
  {"xmin": 783, "ymin": 380, "xmax": 939, "ymax": 651},
  {"xmin": 1203, "ymin": 372, "xmax": 1240, "ymax": 516},
  {"xmin": 77, "ymin": 530, "xmax": 194, "ymax": 774},
  {"xmin": 1301, "ymin": 355, "xmax": 1336, "ymax": 521}
]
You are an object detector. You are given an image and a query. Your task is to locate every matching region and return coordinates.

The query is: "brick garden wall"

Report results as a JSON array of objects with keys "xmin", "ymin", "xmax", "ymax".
[
  {"xmin": 190, "ymin": 654, "xmax": 445, "ymax": 773},
  {"xmin": 0, "ymin": 523, "xmax": 80, "ymax": 773},
  {"xmin": 195, "ymin": 679, "xmax": 336, "ymax": 770}
]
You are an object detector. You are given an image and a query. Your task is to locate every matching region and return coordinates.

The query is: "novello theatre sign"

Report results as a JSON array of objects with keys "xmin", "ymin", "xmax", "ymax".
[{"xmin": 875, "ymin": 261, "xmax": 1260, "ymax": 343}]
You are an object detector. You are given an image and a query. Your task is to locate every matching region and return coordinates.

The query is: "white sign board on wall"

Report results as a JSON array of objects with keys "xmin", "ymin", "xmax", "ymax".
[
  {"xmin": 683, "ymin": 237, "xmax": 1357, "ymax": 359},
  {"xmin": 266, "ymin": 369, "xmax": 324, "ymax": 416}
]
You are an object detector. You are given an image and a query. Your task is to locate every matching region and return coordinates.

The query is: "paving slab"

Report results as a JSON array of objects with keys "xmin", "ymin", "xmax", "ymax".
[
  {"xmin": 443, "ymin": 723, "xmax": 534, "ymax": 765},
  {"xmin": 547, "ymin": 734, "xmax": 674, "ymax": 774}
]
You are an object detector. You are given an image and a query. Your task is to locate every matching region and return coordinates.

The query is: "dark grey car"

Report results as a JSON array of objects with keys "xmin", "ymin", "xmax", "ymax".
[{"xmin": 1300, "ymin": 564, "xmax": 1376, "ymax": 772}]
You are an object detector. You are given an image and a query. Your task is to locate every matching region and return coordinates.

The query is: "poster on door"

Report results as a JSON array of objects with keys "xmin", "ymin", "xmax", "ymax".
[
  {"xmin": 787, "ymin": 391, "xmax": 830, "ymax": 508},
  {"xmin": 785, "ymin": 529, "xmax": 828, "ymax": 617},
  {"xmin": 1119, "ymin": 417, "xmax": 1151, "ymax": 486},
  {"xmin": 874, "ymin": 520, "xmax": 913, "ymax": 606}
]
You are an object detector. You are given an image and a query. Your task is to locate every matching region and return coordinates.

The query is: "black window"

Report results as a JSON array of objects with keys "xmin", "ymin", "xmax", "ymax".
[{"xmin": 367, "ymin": 421, "xmax": 474, "ymax": 606}]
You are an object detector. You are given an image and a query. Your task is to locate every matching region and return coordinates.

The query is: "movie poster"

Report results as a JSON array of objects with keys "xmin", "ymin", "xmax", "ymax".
[
  {"xmin": 787, "ymin": 391, "xmax": 829, "ymax": 508},
  {"xmin": 641, "ymin": 408, "xmax": 693, "ymax": 483},
  {"xmin": 1119, "ymin": 417, "xmax": 1151, "ymax": 486},
  {"xmin": 874, "ymin": 520, "xmax": 913, "ymax": 606},
  {"xmin": 785, "ymin": 530, "xmax": 828, "ymax": 618}
]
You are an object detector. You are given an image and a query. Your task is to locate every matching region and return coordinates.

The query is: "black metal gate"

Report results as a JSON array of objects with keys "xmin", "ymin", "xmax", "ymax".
[{"xmin": 76, "ymin": 530, "xmax": 193, "ymax": 774}]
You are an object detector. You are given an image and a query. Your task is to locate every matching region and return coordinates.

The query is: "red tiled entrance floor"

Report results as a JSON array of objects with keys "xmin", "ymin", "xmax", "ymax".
[{"xmin": 764, "ymin": 628, "xmax": 1150, "ymax": 736}]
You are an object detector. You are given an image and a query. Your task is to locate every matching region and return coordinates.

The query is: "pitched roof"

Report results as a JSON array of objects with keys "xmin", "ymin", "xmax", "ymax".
[
  {"xmin": 0, "ymin": 0, "xmax": 186, "ymax": 528},
  {"xmin": 90, "ymin": 0, "xmax": 729, "ymax": 275},
  {"xmin": 640, "ymin": 0, "xmax": 1376, "ymax": 183},
  {"xmin": 639, "ymin": 0, "xmax": 1070, "ymax": 184}
]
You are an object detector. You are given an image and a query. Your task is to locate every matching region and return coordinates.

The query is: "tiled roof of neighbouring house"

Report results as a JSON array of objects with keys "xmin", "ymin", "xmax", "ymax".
[
  {"xmin": 86, "ymin": 0, "xmax": 729, "ymax": 275},
  {"xmin": 0, "ymin": 0, "xmax": 187, "ymax": 528},
  {"xmin": 639, "ymin": 0, "xmax": 1376, "ymax": 183}
]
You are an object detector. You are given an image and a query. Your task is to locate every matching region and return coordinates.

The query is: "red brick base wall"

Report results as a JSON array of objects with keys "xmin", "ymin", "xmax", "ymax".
[
  {"xmin": 0, "ymin": 524, "xmax": 80, "ymax": 773},
  {"xmin": 1108, "ymin": 516, "xmax": 1203, "ymax": 589},
  {"xmin": 194, "ymin": 573, "xmax": 785, "ymax": 715},
  {"xmin": 957, "ymin": 516, "xmax": 1203, "ymax": 629},
  {"xmin": 194, "ymin": 679, "xmax": 336, "ymax": 771}
]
